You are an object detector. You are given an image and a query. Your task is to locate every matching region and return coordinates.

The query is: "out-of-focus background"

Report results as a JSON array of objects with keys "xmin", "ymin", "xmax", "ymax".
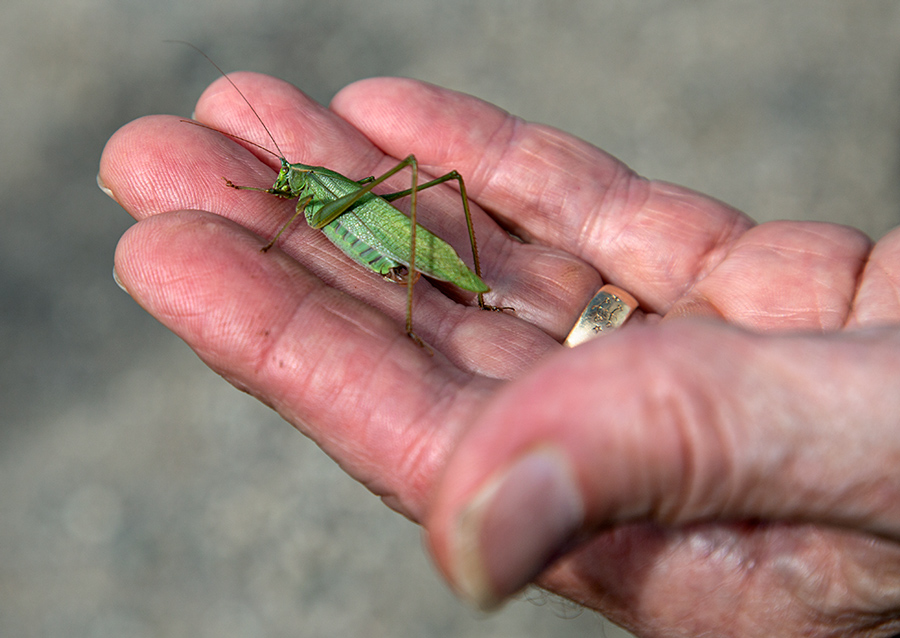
[{"xmin": 3, "ymin": 2, "xmax": 900, "ymax": 637}]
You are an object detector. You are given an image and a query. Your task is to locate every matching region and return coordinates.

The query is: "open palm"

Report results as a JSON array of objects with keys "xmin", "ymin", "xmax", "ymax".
[{"xmin": 100, "ymin": 74, "xmax": 900, "ymax": 637}]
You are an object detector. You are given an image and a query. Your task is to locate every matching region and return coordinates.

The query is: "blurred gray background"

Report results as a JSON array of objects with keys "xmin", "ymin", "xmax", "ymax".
[{"xmin": 3, "ymin": 2, "xmax": 900, "ymax": 637}]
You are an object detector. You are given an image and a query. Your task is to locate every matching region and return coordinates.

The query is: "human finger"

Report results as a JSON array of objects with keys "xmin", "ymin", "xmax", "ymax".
[
  {"xmin": 193, "ymin": 73, "xmax": 606, "ymax": 339},
  {"xmin": 99, "ymin": 81, "xmax": 556, "ymax": 367},
  {"xmin": 332, "ymin": 77, "xmax": 755, "ymax": 312},
  {"xmin": 426, "ymin": 320, "xmax": 900, "ymax": 608},
  {"xmin": 113, "ymin": 209, "xmax": 516, "ymax": 520}
]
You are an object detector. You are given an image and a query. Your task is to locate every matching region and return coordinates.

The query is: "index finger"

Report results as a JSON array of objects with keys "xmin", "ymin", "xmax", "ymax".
[{"xmin": 331, "ymin": 78, "xmax": 756, "ymax": 311}]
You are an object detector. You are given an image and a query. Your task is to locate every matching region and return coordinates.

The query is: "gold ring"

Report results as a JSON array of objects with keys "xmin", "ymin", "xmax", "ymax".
[{"xmin": 563, "ymin": 284, "xmax": 638, "ymax": 347}]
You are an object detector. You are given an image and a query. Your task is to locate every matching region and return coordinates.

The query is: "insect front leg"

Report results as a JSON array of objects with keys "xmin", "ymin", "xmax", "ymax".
[
  {"xmin": 224, "ymin": 178, "xmax": 278, "ymax": 194},
  {"xmin": 261, "ymin": 194, "xmax": 313, "ymax": 253},
  {"xmin": 223, "ymin": 178, "xmax": 313, "ymax": 253}
]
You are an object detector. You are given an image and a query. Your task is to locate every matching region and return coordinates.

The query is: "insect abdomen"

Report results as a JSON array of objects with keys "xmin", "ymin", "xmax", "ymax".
[{"xmin": 322, "ymin": 213, "xmax": 401, "ymax": 276}]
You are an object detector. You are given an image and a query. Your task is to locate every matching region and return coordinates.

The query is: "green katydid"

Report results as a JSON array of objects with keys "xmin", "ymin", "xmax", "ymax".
[{"xmin": 179, "ymin": 44, "xmax": 509, "ymax": 347}]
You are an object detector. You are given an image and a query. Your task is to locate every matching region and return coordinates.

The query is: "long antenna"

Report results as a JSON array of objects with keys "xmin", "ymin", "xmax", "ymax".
[
  {"xmin": 166, "ymin": 40, "xmax": 286, "ymax": 159},
  {"xmin": 178, "ymin": 119, "xmax": 281, "ymax": 161}
]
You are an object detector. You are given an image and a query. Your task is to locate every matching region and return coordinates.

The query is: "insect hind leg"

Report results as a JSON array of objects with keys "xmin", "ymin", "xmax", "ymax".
[{"xmin": 382, "ymin": 171, "xmax": 514, "ymax": 313}]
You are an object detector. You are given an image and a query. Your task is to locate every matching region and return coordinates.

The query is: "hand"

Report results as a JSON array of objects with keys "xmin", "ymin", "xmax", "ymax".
[{"xmin": 99, "ymin": 73, "xmax": 900, "ymax": 637}]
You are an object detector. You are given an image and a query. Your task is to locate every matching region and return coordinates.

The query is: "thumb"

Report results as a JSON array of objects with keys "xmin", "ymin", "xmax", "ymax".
[{"xmin": 425, "ymin": 321, "xmax": 900, "ymax": 609}]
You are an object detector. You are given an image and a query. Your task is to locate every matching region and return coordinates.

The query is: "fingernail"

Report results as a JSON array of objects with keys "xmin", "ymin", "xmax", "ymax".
[
  {"xmin": 96, "ymin": 173, "xmax": 116, "ymax": 201},
  {"xmin": 112, "ymin": 265, "xmax": 128, "ymax": 293},
  {"xmin": 451, "ymin": 448, "xmax": 583, "ymax": 610}
]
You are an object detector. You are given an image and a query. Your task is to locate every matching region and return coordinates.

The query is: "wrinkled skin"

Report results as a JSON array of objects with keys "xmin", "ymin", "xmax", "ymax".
[{"xmin": 100, "ymin": 73, "xmax": 900, "ymax": 637}]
